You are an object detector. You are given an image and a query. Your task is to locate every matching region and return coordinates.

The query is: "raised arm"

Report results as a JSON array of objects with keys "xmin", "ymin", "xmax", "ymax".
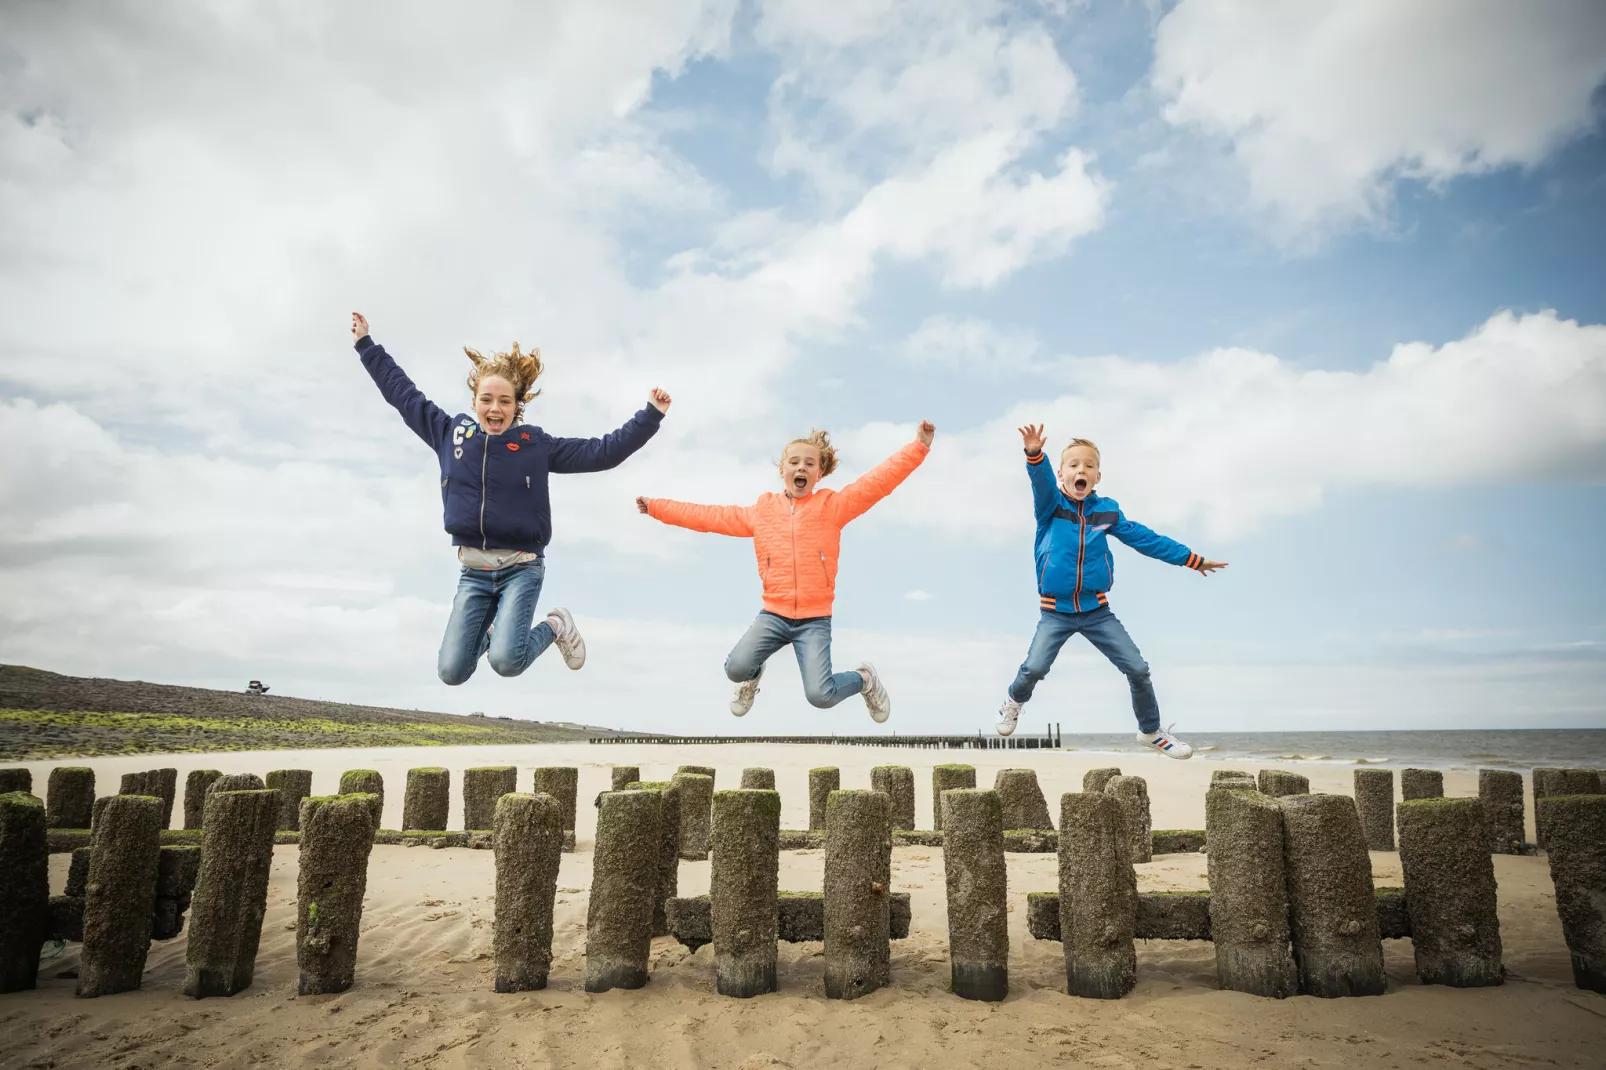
[
  {"xmin": 1110, "ymin": 508, "xmax": 1226, "ymax": 574},
  {"xmin": 547, "ymin": 392, "xmax": 668, "ymax": 474},
  {"xmin": 352, "ymin": 314, "xmax": 452, "ymax": 452},
  {"xmin": 1019, "ymin": 423, "xmax": 1057, "ymax": 524},
  {"xmin": 829, "ymin": 423, "xmax": 934, "ymax": 525},
  {"xmin": 641, "ymin": 497, "xmax": 756, "ymax": 537}
]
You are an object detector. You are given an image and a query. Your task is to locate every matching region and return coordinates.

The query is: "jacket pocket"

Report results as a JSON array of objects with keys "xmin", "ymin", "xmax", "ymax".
[{"xmin": 818, "ymin": 550, "xmax": 830, "ymax": 585}]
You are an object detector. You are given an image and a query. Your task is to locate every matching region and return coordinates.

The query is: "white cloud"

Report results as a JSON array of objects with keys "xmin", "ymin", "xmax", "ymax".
[
  {"xmin": 1151, "ymin": 0, "xmax": 1606, "ymax": 235},
  {"xmin": 904, "ymin": 314, "xmax": 1040, "ymax": 369},
  {"xmin": 904, "ymin": 590, "xmax": 931, "ymax": 602}
]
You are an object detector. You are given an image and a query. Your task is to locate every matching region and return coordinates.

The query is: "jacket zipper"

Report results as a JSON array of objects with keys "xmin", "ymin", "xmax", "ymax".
[
  {"xmin": 790, "ymin": 499, "xmax": 798, "ymax": 616},
  {"xmin": 479, "ymin": 434, "xmax": 489, "ymax": 550},
  {"xmin": 818, "ymin": 550, "xmax": 828, "ymax": 584},
  {"xmin": 1072, "ymin": 498, "xmax": 1086, "ymax": 611}
]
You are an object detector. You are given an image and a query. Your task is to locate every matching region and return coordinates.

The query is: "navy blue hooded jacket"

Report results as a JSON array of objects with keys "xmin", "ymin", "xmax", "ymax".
[{"xmin": 357, "ymin": 335, "xmax": 663, "ymax": 554}]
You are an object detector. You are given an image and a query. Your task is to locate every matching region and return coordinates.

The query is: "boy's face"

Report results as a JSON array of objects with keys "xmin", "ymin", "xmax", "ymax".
[
  {"xmin": 1058, "ymin": 444, "xmax": 1101, "ymax": 501},
  {"xmin": 474, "ymin": 374, "xmax": 517, "ymax": 434},
  {"xmin": 780, "ymin": 443, "xmax": 823, "ymax": 498}
]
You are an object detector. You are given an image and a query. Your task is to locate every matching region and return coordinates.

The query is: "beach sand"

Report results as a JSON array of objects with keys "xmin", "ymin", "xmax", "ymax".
[{"xmin": 6, "ymin": 743, "xmax": 1604, "ymax": 1068}]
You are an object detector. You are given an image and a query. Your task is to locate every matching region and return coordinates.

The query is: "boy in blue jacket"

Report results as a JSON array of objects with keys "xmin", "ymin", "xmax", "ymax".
[
  {"xmin": 351, "ymin": 312, "xmax": 669, "ymax": 686},
  {"xmin": 996, "ymin": 425, "xmax": 1226, "ymax": 757}
]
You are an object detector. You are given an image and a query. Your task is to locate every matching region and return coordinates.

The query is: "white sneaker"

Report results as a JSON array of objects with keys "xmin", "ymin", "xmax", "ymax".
[
  {"xmin": 730, "ymin": 666, "xmax": 763, "ymax": 717},
  {"xmin": 546, "ymin": 608, "xmax": 586, "ymax": 670},
  {"xmin": 996, "ymin": 697, "xmax": 1022, "ymax": 737},
  {"xmin": 1136, "ymin": 723, "xmax": 1193, "ymax": 760},
  {"xmin": 858, "ymin": 662, "xmax": 890, "ymax": 723}
]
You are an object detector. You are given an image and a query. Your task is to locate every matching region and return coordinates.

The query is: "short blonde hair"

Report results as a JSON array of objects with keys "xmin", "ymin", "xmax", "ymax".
[
  {"xmin": 1059, "ymin": 438, "xmax": 1100, "ymax": 466},
  {"xmin": 779, "ymin": 429, "xmax": 839, "ymax": 476},
  {"xmin": 464, "ymin": 342, "xmax": 544, "ymax": 421}
]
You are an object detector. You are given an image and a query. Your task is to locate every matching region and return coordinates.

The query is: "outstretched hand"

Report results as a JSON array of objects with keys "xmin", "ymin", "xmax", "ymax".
[
  {"xmin": 351, "ymin": 312, "xmax": 369, "ymax": 342},
  {"xmin": 1198, "ymin": 560, "xmax": 1228, "ymax": 576},
  {"xmin": 1018, "ymin": 423, "xmax": 1045, "ymax": 454},
  {"xmin": 916, "ymin": 420, "xmax": 935, "ymax": 447},
  {"xmin": 635, "ymin": 496, "xmax": 651, "ymax": 514},
  {"xmin": 648, "ymin": 388, "xmax": 672, "ymax": 414}
]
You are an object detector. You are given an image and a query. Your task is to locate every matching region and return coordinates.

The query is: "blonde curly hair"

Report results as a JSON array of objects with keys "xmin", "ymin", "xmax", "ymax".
[
  {"xmin": 779, "ymin": 429, "xmax": 839, "ymax": 477},
  {"xmin": 464, "ymin": 342, "xmax": 544, "ymax": 421}
]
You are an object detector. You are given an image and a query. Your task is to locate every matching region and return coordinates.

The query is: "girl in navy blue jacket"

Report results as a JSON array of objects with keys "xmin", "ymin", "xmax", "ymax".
[{"xmin": 351, "ymin": 312, "xmax": 669, "ymax": 685}]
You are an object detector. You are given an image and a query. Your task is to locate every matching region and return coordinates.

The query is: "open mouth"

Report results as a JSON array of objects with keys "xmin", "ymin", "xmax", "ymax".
[
  {"xmin": 1073, "ymin": 477, "xmax": 1088, "ymax": 492},
  {"xmin": 792, "ymin": 475, "xmax": 808, "ymax": 491}
]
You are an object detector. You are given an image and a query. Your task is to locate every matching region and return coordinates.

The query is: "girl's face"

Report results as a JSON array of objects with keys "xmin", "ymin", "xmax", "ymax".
[
  {"xmin": 474, "ymin": 374, "xmax": 517, "ymax": 434},
  {"xmin": 780, "ymin": 443, "xmax": 823, "ymax": 498}
]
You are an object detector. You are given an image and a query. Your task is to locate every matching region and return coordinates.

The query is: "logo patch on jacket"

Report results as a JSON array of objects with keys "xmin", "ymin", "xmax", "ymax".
[
  {"xmin": 520, "ymin": 432, "xmax": 530, "ymax": 441},
  {"xmin": 506, "ymin": 443, "xmax": 520, "ymax": 451}
]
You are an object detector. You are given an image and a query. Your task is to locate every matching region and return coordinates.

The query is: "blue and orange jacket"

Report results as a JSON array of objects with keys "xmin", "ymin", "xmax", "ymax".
[
  {"xmin": 1025, "ymin": 449, "xmax": 1205, "ymax": 613},
  {"xmin": 358, "ymin": 335, "xmax": 662, "ymax": 553}
]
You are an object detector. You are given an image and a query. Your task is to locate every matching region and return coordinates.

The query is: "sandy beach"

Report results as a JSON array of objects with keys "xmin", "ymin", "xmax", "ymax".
[{"xmin": 5, "ymin": 743, "xmax": 1603, "ymax": 1069}]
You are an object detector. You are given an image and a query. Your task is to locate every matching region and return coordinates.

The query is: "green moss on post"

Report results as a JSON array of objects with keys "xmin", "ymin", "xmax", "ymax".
[
  {"xmin": 1057, "ymin": 792, "xmax": 1136, "ymax": 999},
  {"xmin": 943, "ymin": 789, "xmax": 1009, "ymax": 1001},
  {"xmin": 183, "ymin": 789, "xmax": 279, "ymax": 997},
  {"xmin": 672, "ymin": 772, "xmax": 714, "ymax": 861},
  {"xmin": 611, "ymin": 766, "xmax": 641, "ymax": 792},
  {"xmin": 1105, "ymin": 775, "xmax": 1152, "ymax": 864},
  {"xmin": 625, "ymin": 781, "xmax": 681, "ymax": 935},
  {"xmin": 1257, "ymin": 770, "xmax": 1310, "ymax": 798},
  {"xmin": 265, "ymin": 770, "xmax": 313, "ymax": 832},
  {"xmin": 212, "ymin": 773, "xmax": 265, "ymax": 794},
  {"xmin": 740, "ymin": 767, "xmax": 775, "ymax": 790},
  {"xmin": 1279, "ymin": 794, "xmax": 1386, "ymax": 997},
  {"xmin": 402, "ymin": 768, "xmax": 450, "ymax": 831},
  {"xmin": 676, "ymin": 765, "xmax": 716, "ymax": 783},
  {"xmin": 712, "ymin": 790, "xmax": 781, "ymax": 998},
  {"xmin": 182, "ymin": 770, "xmax": 222, "ymax": 829},
  {"xmin": 1353, "ymin": 769, "xmax": 1395, "ymax": 851},
  {"xmin": 1206, "ymin": 788, "xmax": 1296, "ymax": 998},
  {"xmin": 585, "ymin": 789, "xmax": 662, "ymax": 992},
  {"xmin": 824, "ymin": 790, "xmax": 891, "ymax": 1000},
  {"xmin": 296, "ymin": 794, "xmax": 376, "ymax": 995},
  {"xmin": 0, "ymin": 792, "xmax": 48, "ymax": 992},
  {"xmin": 871, "ymin": 766, "xmax": 915, "ymax": 830},
  {"xmin": 1478, "ymin": 769, "xmax": 1525, "ymax": 855},
  {"xmin": 932, "ymin": 764, "xmax": 976, "ymax": 832},
  {"xmin": 77, "ymin": 794, "xmax": 163, "ymax": 997},
  {"xmin": 493, "ymin": 792, "xmax": 564, "ymax": 992},
  {"xmin": 47, "ymin": 767, "xmax": 95, "ymax": 829},
  {"xmin": 0, "ymin": 768, "xmax": 31, "ymax": 794},
  {"xmin": 1400, "ymin": 768, "xmax": 1443, "ymax": 801},
  {"xmin": 1396, "ymin": 797, "xmax": 1504, "ymax": 987},
  {"xmin": 531, "ymin": 767, "xmax": 579, "ymax": 837},
  {"xmin": 1534, "ymin": 769, "xmax": 1601, "ymax": 850},
  {"xmin": 808, "ymin": 767, "xmax": 840, "ymax": 831},
  {"xmin": 1538, "ymin": 794, "xmax": 1606, "ymax": 992},
  {"xmin": 338, "ymin": 770, "xmax": 384, "ymax": 829}
]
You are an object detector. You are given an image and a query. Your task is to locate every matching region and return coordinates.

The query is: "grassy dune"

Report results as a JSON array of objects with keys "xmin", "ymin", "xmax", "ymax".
[{"xmin": 0, "ymin": 665, "xmax": 627, "ymax": 760}]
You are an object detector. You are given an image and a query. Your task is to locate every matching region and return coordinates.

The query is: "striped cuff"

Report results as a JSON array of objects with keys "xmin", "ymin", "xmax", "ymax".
[
  {"xmin": 1026, "ymin": 449, "xmax": 1046, "ymax": 465},
  {"xmin": 1185, "ymin": 552, "xmax": 1204, "ymax": 570}
]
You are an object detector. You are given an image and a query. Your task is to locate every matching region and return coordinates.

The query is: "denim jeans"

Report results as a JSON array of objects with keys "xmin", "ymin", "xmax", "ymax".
[
  {"xmin": 1008, "ymin": 605, "xmax": 1161, "ymax": 733},
  {"xmin": 437, "ymin": 559, "xmax": 556, "ymax": 685},
  {"xmin": 725, "ymin": 611, "xmax": 865, "ymax": 709}
]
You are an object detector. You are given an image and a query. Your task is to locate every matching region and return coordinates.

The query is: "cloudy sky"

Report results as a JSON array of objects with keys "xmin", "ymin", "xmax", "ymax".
[{"xmin": 2, "ymin": 1, "xmax": 1604, "ymax": 736}]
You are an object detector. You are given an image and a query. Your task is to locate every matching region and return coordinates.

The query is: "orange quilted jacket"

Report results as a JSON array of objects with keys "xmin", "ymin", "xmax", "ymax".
[{"xmin": 646, "ymin": 440, "xmax": 930, "ymax": 618}]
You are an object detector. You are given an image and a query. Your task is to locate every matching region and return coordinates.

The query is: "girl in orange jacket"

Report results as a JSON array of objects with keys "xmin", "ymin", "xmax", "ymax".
[{"xmin": 636, "ymin": 421, "xmax": 934, "ymax": 722}]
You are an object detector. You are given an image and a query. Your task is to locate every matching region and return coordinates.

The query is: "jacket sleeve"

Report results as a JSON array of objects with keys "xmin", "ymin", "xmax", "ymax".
[
  {"xmin": 829, "ymin": 440, "xmax": 931, "ymax": 525},
  {"xmin": 357, "ymin": 336, "xmax": 453, "ymax": 452},
  {"xmin": 1109, "ymin": 508, "xmax": 1204, "ymax": 570},
  {"xmin": 1025, "ymin": 449, "xmax": 1058, "ymax": 524},
  {"xmin": 645, "ymin": 498, "xmax": 756, "ymax": 537},
  {"xmin": 548, "ymin": 406, "xmax": 664, "ymax": 474}
]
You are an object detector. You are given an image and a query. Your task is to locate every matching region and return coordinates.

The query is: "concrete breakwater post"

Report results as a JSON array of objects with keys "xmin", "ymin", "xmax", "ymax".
[
  {"xmin": 265, "ymin": 770, "xmax": 313, "ymax": 831},
  {"xmin": 0, "ymin": 769, "xmax": 29, "ymax": 794},
  {"xmin": 585, "ymin": 789, "xmax": 662, "ymax": 993},
  {"xmin": 1083, "ymin": 768, "xmax": 1121, "ymax": 794},
  {"xmin": 995, "ymin": 769, "xmax": 1052, "ymax": 830},
  {"xmin": 1478, "ymin": 770, "xmax": 1526, "ymax": 854},
  {"xmin": 943, "ymin": 788, "xmax": 1009, "ymax": 1002},
  {"xmin": 1257, "ymin": 770, "xmax": 1310, "ymax": 798},
  {"xmin": 673, "ymin": 772, "xmax": 714, "ymax": 861},
  {"xmin": 0, "ymin": 792, "xmax": 48, "ymax": 993},
  {"xmin": 1538, "ymin": 794, "xmax": 1606, "ymax": 992},
  {"xmin": 492, "ymin": 792, "xmax": 564, "ymax": 993},
  {"xmin": 183, "ymin": 789, "xmax": 280, "ymax": 998},
  {"xmin": 1278, "ymin": 794, "xmax": 1386, "ymax": 997},
  {"xmin": 183, "ymin": 770, "xmax": 222, "ymax": 829},
  {"xmin": 824, "ymin": 789, "xmax": 892, "ymax": 1000},
  {"xmin": 120, "ymin": 769, "xmax": 177, "ymax": 828},
  {"xmin": 47, "ymin": 767, "xmax": 95, "ymax": 829},
  {"xmin": 152, "ymin": 846, "xmax": 202, "ymax": 940},
  {"xmin": 1401, "ymin": 768, "xmax": 1444, "ymax": 801},
  {"xmin": 871, "ymin": 766, "xmax": 915, "ymax": 830},
  {"xmin": 1105, "ymin": 776, "xmax": 1153, "ymax": 864},
  {"xmin": 296, "ymin": 794, "xmax": 377, "ymax": 996},
  {"xmin": 1396, "ymin": 797, "xmax": 1504, "ymax": 987},
  {"xmin": 1353, "ymin": 769, "xmax": 1395, "ymax": 851},
  {"xmin": 809, "ymin": 768, "xmax": 840, "ymax": 831},
  {"xmin": 677, "ymin": 765, "xmax": 716, "ymax": 783},
  {"xmin": 740, "ymin": 768, "xmax": 775, "ymax": 790},
  {"xmin": 626, "ymin": 781, "xmax": 682, "ymax": 935},
  {"xmin": 212, "ymin": 773, "xmax": 265, "ymax": 794},
  {"xmin": 1058, "ymin": 792, "xmax": 1137, "ymax": 999},
  {"xmin": 611, "ymin": 766, "xmax": 641, "ymax": 792},
  {"xmin": 1534, "ymin": 769, "xmax": 1601, "ymax": 850},
  {"xmin": 402, "ymin": 768, "xmax": 450, "ymax": 831},
  {"xmin": 76, "ymin": 794, "xmax": 163, "ymax": 997},
  {"xmin": 531, "ymin": 767, "xmax": 579, "ymax": 842},
  {"xmin": 1205, "ymin": 786, "xmax": 1296, "ymax": 998},
  {"xmin": 932, "ymin": 765, "xmax": 976, "ymax": 831},
  {"xmin": 338, "ymin": 770, "xmax": 384, "ymax": 830},
  {"xmin": 712, "ymin": 789, "xmax": 781, "ymax": 998},
  {"xmin": 463, "ymin": 767, "xmax": 516, "ymax": 831}
]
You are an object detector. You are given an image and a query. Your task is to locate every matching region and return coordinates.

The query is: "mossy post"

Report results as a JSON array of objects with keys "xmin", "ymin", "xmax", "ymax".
[
  {"xmin": 943, "ymin": 788, "xmax": 1009, "ymax": 1001},
  {"xmin": 808, "ymin": 767, "xmax": 840, "ymax": 831},
  {"xmin": 994, "ymin": 769, "xmax": 1052, "ymax": 831},
  {"xmin": 1478, "ymin": 769, "xmax": 1525, "ymax": 854},
  {"xmin": 1257, "ymin": 770, "xmax": 1310, "ymax": 798},
  {"xmin": 1057, "ymin": 792, "xmax": 1137, "ymax": 999},
  {"xmin": 265, "ymin": 770, "xmax": 313, "ymax": 832},
  {"xmin": 1538, "ymin": 794, "xmax": 1606, "ymax": 992},
  {"xmin": 531, "ymin": 767, "xmax": 579, "ymax": 838},
  {"xmin": 712, "ymin": 789, "xmax": 781, "ymax": 998},
  {"xmin": 870, "ymin": 766, "xmax": 915, "ymax": 830},
  {"xmin": 1400, "ymin": 768, "xmax": 1444, "ymax": 801},
  {"xmin": 0, "ymin": 792, "xmax": 48, "ymax": 992},
  {"xmin": 1278, "ymin": 794, "xmax": 1386, "ymax": 997},
  {"xmin": 1104, "ymin": 775, "xmax": 1153, "ymax": 865},
  {"xmin": 932, "ymin": 764, "xmax": 976, "ymax": 832},
  {"xmin": 626, "ymin": 780, "xmax": 682, "ymax": 935},
  {"xmin": 673, "ymin": 772, "xmax": 714, "ymax": 861},
  {"xmin": 212, "ymin": 773, "xmax": 265, "ymax": 794},
  {"xmin": 402, "ymin": 768, "xmax": 450, "ymax": 831},
  {"xmin": 182, "ymin": 789, "xmax": 279, "ymax": 997},
  {"xmin": 0, "ymin": 768, "xmax": 31, "ymax": 794},
  {"xmin": 1534, "ymin": 769, "xmax": 1601, "ymax": 850},
  {"xmin": 462, "ymin": 767, "xmax": 515, "ymax": 831},
  {"xmin": 585, "ymin": 788, "xmax": 662, "ymax": 992},
  {"xmin": 47, "ymin": 767, "xmax": 95, "ymax": 829},
  {"xmin": 824, "ymin": 789, "xmax": 891, "ymax": 1000},
  {"xmin": 182, "ymin": 770, "xmax": 222, "ymax": 829},
  {"xmin": 1205, "ymin": 787, "xmax": 1296, "ymax": 998},
  {"xmin": 611, "ymin": 766, "xmax": 641, "ymax": 792},
  {"xmin": 740, "ymin": 767, "xmax": 775, "ymax": 790},
  {"xmin": 1083, "ymin": 768, "xmax": 1121, "ymax": 794},
  {"xmin": 338, "ymin": 770, "xmax": 384, "ymax": 830},
  {"xmin": 492, "ymin": 792, "xmax": 564, "ymax": 993},
  {"xmin": 1396, "ymin": 797, "xmax": 1504, "ymax": 987},
  {"xmin": 118, "ymin": 771, "xmax": 149, "ymax": 796},
  {"xmin": 1353, "ymin": 769, "xmax": 1395, "ymax": 851},
  {"xmin": 296, "ymin": 794, "xmax": 377, "ymax": 995},
  {"xmin": 677, "ymin": 764, "xmax": 716, "ymax": 783},
  {"xmin": 76, "ymin": 794, "xmax": 163, "ymax": 997},
  {"xmin": 153, "ymin": 844, "xmax": 201, "ymax": 940}
]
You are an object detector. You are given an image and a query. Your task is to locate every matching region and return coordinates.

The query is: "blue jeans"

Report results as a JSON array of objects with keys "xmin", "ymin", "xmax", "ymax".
[
  {"xmin": 437, "ymin": 560, "xmax": 556, "ymax": 685},
  {"xmin": 725, "ymin": 612, "xmax": 865, "ymax": 709},
  {"xmin": 1008, "ymin": 605, "xmax": 1160, "ymax": 733}
]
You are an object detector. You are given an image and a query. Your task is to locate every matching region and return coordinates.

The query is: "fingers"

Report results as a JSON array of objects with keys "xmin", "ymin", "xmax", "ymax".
[{"xmin": 635, "ymin": 495, "xmax": 651, "ymax": 514}]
